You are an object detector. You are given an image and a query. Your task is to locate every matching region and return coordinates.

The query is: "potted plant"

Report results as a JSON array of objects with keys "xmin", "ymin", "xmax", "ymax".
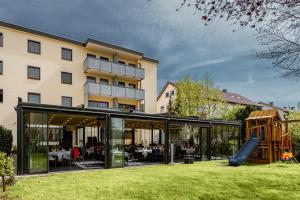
[{"xmin": 180, "ymin": 124, "xmax": 198, "ymax": 164}]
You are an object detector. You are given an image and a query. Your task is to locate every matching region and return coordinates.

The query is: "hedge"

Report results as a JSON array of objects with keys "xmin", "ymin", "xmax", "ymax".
[{"xmin": 0, "ymin": 126, "xmax": 13, "ymax": 154}]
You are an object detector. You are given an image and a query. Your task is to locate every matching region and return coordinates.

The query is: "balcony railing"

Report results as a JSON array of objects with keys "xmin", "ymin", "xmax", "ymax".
[
  {"xmin": 84, "ymin": 57, "xmax": 145, "ymax": 80},
  {"xmin": 85, "ymin": 82, "xmax": 145, "ymax": 100}
]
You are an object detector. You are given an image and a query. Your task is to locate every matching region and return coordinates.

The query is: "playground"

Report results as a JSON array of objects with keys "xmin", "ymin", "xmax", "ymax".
[
  {"xmin": 1, "ymin": 160, "xmax": 300, "ymax": 200},
  {"xmin": 230, "ymin": 109, "xmax": 298, "ymax": 166}
]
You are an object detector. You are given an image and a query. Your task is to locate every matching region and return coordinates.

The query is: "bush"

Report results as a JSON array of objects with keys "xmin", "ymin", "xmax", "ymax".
[
  {"xmin": 0, "ymin": 126, "xmax": 13, "ymax": 154},
  {"xmin": 0, "ymin": 152, "xmax": 16, "ymax": 192}
]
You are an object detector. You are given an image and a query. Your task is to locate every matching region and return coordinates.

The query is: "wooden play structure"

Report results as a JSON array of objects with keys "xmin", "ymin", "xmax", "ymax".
[{"xmin": 245, "ymin": 109, "xmax": 293, "ymax": 163}]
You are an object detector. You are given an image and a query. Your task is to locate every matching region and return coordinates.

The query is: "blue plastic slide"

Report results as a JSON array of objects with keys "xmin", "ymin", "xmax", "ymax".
[{"xmin": 229, "ymin": 131, "xmax": 264, "ymax": 166}]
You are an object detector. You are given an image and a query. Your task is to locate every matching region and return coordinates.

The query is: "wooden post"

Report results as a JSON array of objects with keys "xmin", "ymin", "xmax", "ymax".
[{"xmin": 2, "ymin": 175, "xmax": 6, "ymax": 192}]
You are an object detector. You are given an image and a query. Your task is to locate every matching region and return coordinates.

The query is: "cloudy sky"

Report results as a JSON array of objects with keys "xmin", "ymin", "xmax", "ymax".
[{"xmin": 0, "ymin": 0, "xmax": 299, "ymax": 107}]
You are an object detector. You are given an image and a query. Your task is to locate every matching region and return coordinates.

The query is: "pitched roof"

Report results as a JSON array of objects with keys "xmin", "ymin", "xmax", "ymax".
[
  {"xmin": 257, "ymin": 102, "xmax": 289, "ymax": 113},
  {"xmin": 157, "ymin": 81, "xmax": 177, "ymax": 101},
  {"xmin": 222, "ymin": 91, "xmax": 259, "ymax": 107},
  {"xmin": 247, "ymin": 109, "xmax": 282, "ymax": 121}
]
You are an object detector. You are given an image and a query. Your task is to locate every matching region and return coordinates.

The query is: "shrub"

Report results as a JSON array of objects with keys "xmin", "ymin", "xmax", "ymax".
[
  {"xmin": 0, "ymin": 126, "xmax": 13, "ymax": 154},
  {"xmin": 0, "ymin": 152, "xmax": 16, "ymax": 192}
]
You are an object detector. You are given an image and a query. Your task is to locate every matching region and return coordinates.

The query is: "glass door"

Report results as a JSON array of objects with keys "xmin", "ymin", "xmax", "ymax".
[
  {"xmin": 200, "ymin": 127, "xmax": 209, "ymax": 161},
  {"xmin": 110, "ymin": 117, "xmax": 125, "ymax": 168},
  {"xmin": 27, "ymin": 112, "xmax": 48, "ymax": 174}
]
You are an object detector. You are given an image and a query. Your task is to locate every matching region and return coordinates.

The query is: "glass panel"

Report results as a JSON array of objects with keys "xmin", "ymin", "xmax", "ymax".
[
  {"xmin": 61, "ymin": 48, "xmax": 72, "ymax": 61},
  {"xmin": 86, "ymin": 76, "xmax": 96, "ymax": 83},
  {"xmin": 100, "ymin": 84, "xmax": 112, "ymax": 96},
  {"xmin": 28, "ymin": 93, "xmax": 41, "ymax": 104},
  {"xmin": 111, "ymin": 118, "xmax": 124, "ymax": 168},
  {"xmin": 86, "ymin": 57, "xmax": 99, "ymax": 71},
  {"xmin": 201, "ymin": 128, "xmax": 208, "ymax": 160},
  {"xmin": 0, "ymin": 33, "xmax": 3, "ymax": 47},
  {"xmin": 0, "ymin": 61, "xmax": 3, "ymax": 74},
  {"xmin": 0, "ymin": 89, "xmax": 3, "ymax": 103},
  {"xmin": 62, "ymin": 96, "xmax": 72, "ymax": 107},
  {"xmin": 28, "ymin": 40, "xmax": 41, "ymax": 54},
  {"xmin": 125, "ymin": 88, "xmax": 136, "ymax": 99},
  {"xmin": 228, "ymin": 126, "xmax": 237, "ymax": 156},
  {"xmin": 28, "ymin": 66, "xmax": 40, "ymax": 80},
  {"xmin": 112, "ymin": 63, "xmax": 126, "ymax": 75},
  {"xmin": 27, "ymin": 112, "xmax": 48, "ymax": 174},
  {"xmin": 135, "ymin": 68, "xmax": 145, "ymax": 79},
  {"xmin": 61, "ymin": 72, "xmax": 72, "ymax": 84},
  {"xmin": 210, "ymin": 125, "xmax": 218, "ymax": 160},
  {"xmin": 125, "ymin": 66, "xmax": 135, "ymax": 77},
  {"xmin": 100, "ymin": 60, "xmax": 112, "ymax": 73}
]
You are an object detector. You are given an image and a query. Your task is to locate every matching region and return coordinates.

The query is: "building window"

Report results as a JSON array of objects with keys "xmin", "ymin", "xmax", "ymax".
[
  {"xmin": 28, "ymin": 40, "xmax": 41, "ymax": 54},
  {"xmin": 62, "ymin": 96, "xmax": 72, "ymax": 107},
  {"xmin": 129, "ymin": 63, "xmax": 136, "ymax": 67},
  {"xmin": 128, "ymin": 83, "xmax": 136, "ymax": 88},
  {"xmin": 27, "ymin": 66, "xmax": 40, "ymax": 80},
  {"xmin": 160, "ymin": 106, "xmax": 165, "ymax": 113},
  {"xmin": 61, "ymin": 48, "xmax": 72, "ymax": 61},
  {"xmin": 0, "ymin": 33, "xmax": 3, "ymax": 47},
  {"xmin": 88, "ymin": 100, "xmax": 109, "ymax": 108},
  {"xmin": 0, "ymin": 61, "xmax": 2, "ymax": 75},
  {"xmin": 119, "ymin": 104, "xmax": 136, "ymax": 111},
  {"xmin": 86, "ymin": 76, "xmax": 96, "ymax": 83},
  {"xmin": 0, "ymin": 89, "xmax": 3, "ymax": 103},
  {"xmin": 87, "ymin": 53, "xmax": 96, "ymax": 58},
  {"xmin": 28, "ymin": 93, "xmax": 41, "ymax": 104},
  {"xmin": 100, "ymin": 56, "xmax": 109, "ymax": 61},
  {"xmin": 61, "ymin": 72, "xmax": 72, "ymax": 84},
  {"xmin": 118, "ymin": 81, "xmax": 125, "ymax": 87},
  {"xmin": 100, "ymin": 78, "xmax": 109, "ymax": 85},
  {"xmin": 170, "ymin": 90, "xmax": 175, "ymax": 96},
  {"xmin": 118, "ymin": 61, "xmax": 125, "ymax": 65},
  {"xmin": 165, "ymin": 92, "xmax": 170, "ymax": 98}
]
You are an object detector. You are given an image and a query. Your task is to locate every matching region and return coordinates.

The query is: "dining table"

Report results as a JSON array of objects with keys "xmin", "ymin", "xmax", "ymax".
[{"xmin": 49, "ymin": 151, "xmax": 70, "ymax": 162}]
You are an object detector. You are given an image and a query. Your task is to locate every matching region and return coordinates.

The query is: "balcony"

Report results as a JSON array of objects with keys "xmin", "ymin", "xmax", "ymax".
[
  {"xmin": 84, "ymin": 57, "xmax": 145, "ymax": 80},
  {"xmin": 85, "ymin": 82, "xmax": 145, "ymax": 100}
]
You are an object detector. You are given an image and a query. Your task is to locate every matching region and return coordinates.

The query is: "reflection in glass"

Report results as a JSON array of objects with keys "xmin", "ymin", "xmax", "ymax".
[
  {"xmin": 111, "ymin": 118, "xmax": 124, "ymax": 168},
  {"xmin": 26, "ymin": 112, "xmax": 48, "ymax": 173}
]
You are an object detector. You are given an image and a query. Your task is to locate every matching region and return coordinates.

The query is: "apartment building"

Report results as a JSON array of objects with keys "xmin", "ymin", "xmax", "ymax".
[
  {"xmin": 0, "ymin": 21, "xmax": 241, "ymax": 175},
  {"xmin": 0, "ymin": 21, "xmax": 158, "ymax": 146}
]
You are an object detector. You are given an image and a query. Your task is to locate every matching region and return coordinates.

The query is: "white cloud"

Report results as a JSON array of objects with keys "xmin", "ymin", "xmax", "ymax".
[{"xmin": 170, "ymin": 57, "xmax": 231, "ymax": 77}]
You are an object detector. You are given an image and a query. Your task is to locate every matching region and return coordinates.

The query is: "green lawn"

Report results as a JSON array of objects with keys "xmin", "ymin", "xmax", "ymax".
[{"xmin": 1, "ymin": 161, "xmax": 300, "ymax": 200}]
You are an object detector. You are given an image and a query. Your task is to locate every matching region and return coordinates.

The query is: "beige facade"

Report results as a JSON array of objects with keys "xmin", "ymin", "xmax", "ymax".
[
  {"xmin": 0, "ymin": 21, "xmax": 158, "ymax": 145},
  {"xmin": 156, "ymin": 82, "xmax": 176, "ymax": 113}
]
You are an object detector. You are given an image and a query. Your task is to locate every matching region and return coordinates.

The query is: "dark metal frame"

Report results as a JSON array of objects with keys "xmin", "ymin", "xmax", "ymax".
[{"xmin": 16, "ymin": 102, "xmax": 242, "ymax": 175}]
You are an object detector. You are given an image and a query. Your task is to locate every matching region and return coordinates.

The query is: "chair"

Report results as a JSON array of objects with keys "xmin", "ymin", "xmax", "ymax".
[
  {"xmin": 193, "ymin": 147, "xmax": 201, "ymax": 161},
  {"xmin": 62, "ymin": 153, "xmax": 71, "ymax": 168},
  {"xmin": 79, "ymin": 147, "xmax": 86, "ymax": 161},
  {"xmin": 48, "ymin": 155, "xmax": 56, "ymax": 169}
]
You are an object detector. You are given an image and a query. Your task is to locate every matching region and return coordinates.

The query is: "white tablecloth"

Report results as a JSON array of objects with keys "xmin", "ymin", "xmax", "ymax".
[
  {"xmin": 135, "ymin": 149, "xmax": 152, "ymax": 158},
  {"xmin": 49, "ymin": 151, "xmax": 70, "ymax": 162}
]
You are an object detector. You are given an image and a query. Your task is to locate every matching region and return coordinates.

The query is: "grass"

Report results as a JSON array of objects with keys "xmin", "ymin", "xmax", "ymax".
[{"xmin": 1, "ymin": 161, "xmax": 300, "ymax": 200}]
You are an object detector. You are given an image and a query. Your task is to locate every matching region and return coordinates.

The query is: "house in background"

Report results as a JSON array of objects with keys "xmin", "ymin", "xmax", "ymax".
[
  {"xmin": 156, "ymin": 81, "xmax": 177, "ymax": 113},
  {"xmin": 157, "ymin": 82, "xmax": 261, "ymax": 114},
  {"xmin": 222, "ymin": 89, "xmax": 261, "ymax": 109}
]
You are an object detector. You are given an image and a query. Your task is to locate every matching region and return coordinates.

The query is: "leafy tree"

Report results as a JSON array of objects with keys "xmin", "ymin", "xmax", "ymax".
[
  {"xmin": 199, "ymin": 72, "xmax": 224, "ymax": 118},
  {"xmin": 169, "ymin": 73, "xmax": 223, "ymax": 119},
  {"xmin": 222, "ymin": 105, "xmax": 259, "ymax": 142},
  {"xmin": 176, "ymin": 0, "xmax": 300, "ymax": 80},
  {"xmin": 287, "ymin": 111, "xmax": 300, "ymax": 160}
]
